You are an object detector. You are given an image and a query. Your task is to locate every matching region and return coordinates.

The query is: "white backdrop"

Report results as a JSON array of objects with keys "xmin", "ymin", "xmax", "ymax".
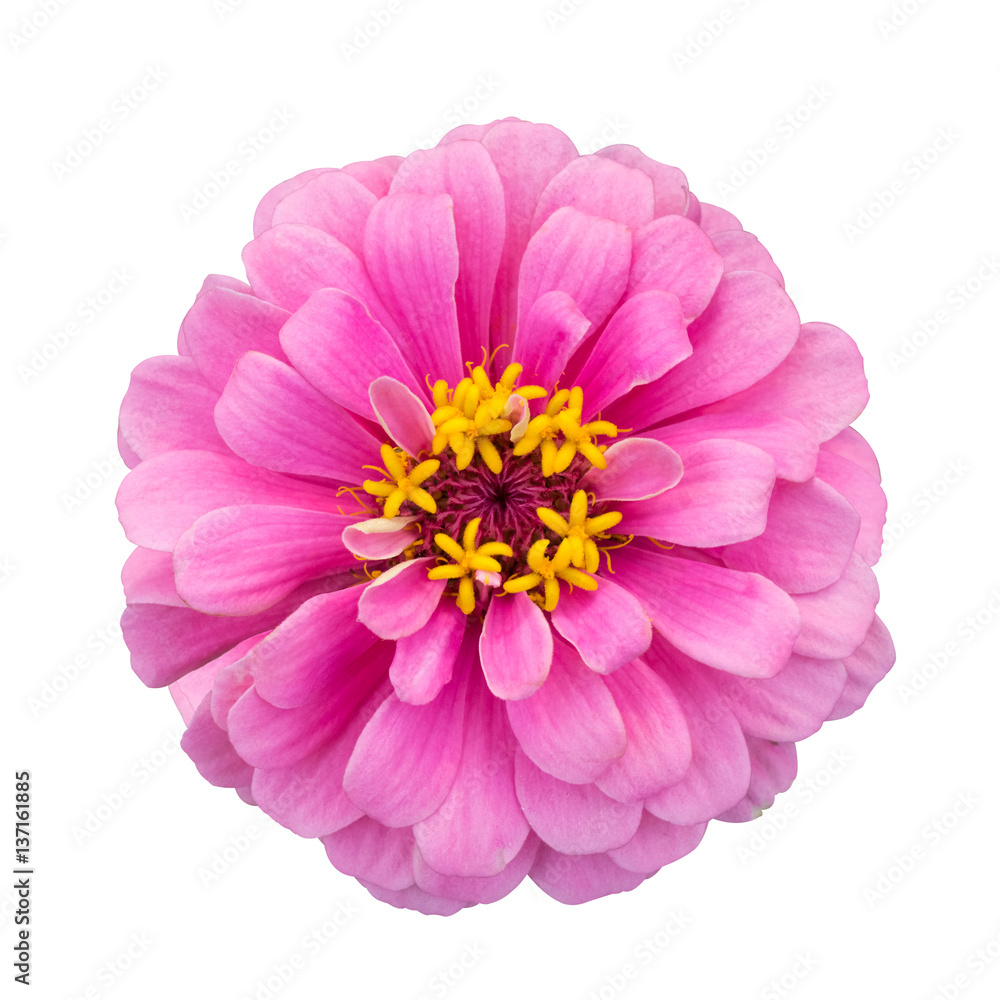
[{"xmin": 4, "ymin": 0, "xmax": 999, "ymax": 997}]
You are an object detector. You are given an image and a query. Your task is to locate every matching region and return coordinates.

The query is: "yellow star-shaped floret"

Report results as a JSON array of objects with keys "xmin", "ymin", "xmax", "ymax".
[
  {"xmin": 428, "ymin": 517, "xmax": 513, "ymax": 614},
  {"xmin": 362, "ymin": 444, "xmax": 439, "ymax": 518},
  {"xmin": 502, "ymin": 537, "xmax": 598, "ymax": 612},
  {"xmin": 536, "ymin": 490, "xmax": 623, "ymax": 573}
]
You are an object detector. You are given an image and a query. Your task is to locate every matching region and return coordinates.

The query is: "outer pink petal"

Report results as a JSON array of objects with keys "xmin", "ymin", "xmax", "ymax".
[
  {"xmin": 613, "ymin": 546, "xmax": 801, "ymax": 678},
  {"xmin": 390, "ymin": 141, "xmax": 506, "ymax": 362},
  {"xmin": 214, "ymin": 351, "xmax": 382, "ymax": 482},
  {"xmin": 173, "ymin": 505, "xmax": 356, "ymax": 615},
  {"xmin": 698, "ymin": 202, "xmax": 741, "ymax": 234},
  {"xmin": 252, "ymin": 168, "xmax": 330, "ymax": 237},
  {"xmin": 516, "ymin": 206, "xmax": 631, "ymax": 339},
  {"xmin": 550, "ymin": 578, "xmax": 652, "ymax": 675},
  {"xmin": 822, "ymin": 425, "xmax": 881, "ymax": 482},
  {"xmin": 357, "ymin": 879, "xmax": 468, "ymax": 916},
  {"xmin": 529, "ymin": 845, "xmax": 647, "ymax": 904},
  {"xmin": 617, "ymin": 439, "xmax": 775, "ymax": 547},
  {"xmin": 711, "ymin": 229, "xmax": 784, "ymax": 286},
  {"xmin": 270, "ymin": 169, "xmax": 377, "ymax": 257},
  {"xmin": 575, "ymin": 290, "xmax": 691, "ymax": 418},
  {"xmin": 645, "ymin": 413, "xmax": 818, "ymax": 483},
  {"xmin": 626, "ymin": 214, "xmax": 725, "ymax": 321},
  {"xmin": 531, "ymin": 154, "xmax": 654, "ymax": 233},
  {"xmin": 514, "ymin": 748, "xmax": 642, "ymax": 853},
  {"xmin": 322, "ymin": 817, "xmax": 415, "ymax": 891},
  {"xmin": 595, "ymin": 144, "xmax": 689, "ymax": 217},
  {"xmin": 341, "ymin": 634, "xmax": 472, "ymax": 826},
  {"xmin": 717, "ymin": 738, "xmax": 797, "ymax": 823},
  {"xmin": 413, "ymin": 835, "xmax": 538, "ymax": 906},
  {"xmin": 181, "ymin": 696, "xmax": 253, "ymax": 788},
  {"xmin": 792, "ymin": 552, "xmax": 879, "ymax": 659},
  {"xmin": 279, "ymin": 288, "xmax": 426, "ymax": 419},
  {"xmin": 721, "ymin": 478, "xmax": 861, "ymax": 593},
  {"xmin": 340, "ymin": 156, "xmax": 403, "ymax": 198},
  {"xmin": 506, "ymin": 640, "xmax": 626, "ymax": 784},
  {"xmin": 510, "ymin": 289, "xmax": 591, "ymax": 388},
  {"xmin": 368, "ymin": 376, "xmax": 435, "ymax": 457},
  {"xmin": 356, "ymin": 557, "xmax": 445, "ymax": 640},
  {"xmin": 389, "ymin": 601, "xmax": 467, "ymax": 705},
  {"xmin": 123, "ymin": 546, "xmax": 184, "ymax": 607},
  {"xmin": 363, "ymin": 192, "xmax": 463, "ymax": 383},
  {"xmin": 595, "ymin": 660, "xmax": 692, "ymax": 802},
  {"xmin": 480, "ymin": 592, "xmax": 553, "ymax": 700},
  {"xmin": 116, "ymin": 450, "xmax": 344, "ymax": 552},
  {"xmin": 607, "ymin": 812, "xmax": 707, "ymax": 873},
  {"xmin": 707, "ymin": 322, "xmax": 869, "ymax": 442},
  {"xmin": 413, "ymin": 670, "xmax": 529, "ymax": 877},
  {"xmin": 119, "ymin": 356, "xmax": 229, "ymax": 461},
  {"xmin": 828, "ymin": 615, "xmax": 895, "ymax": 720},
  {"xmin": 815, "ymin": 448, "xmax": 887, "ymax": 567}
]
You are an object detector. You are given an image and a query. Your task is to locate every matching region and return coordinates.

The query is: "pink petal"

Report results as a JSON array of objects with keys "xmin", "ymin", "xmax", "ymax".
[
  {"xmin": 123, "ymin": 546, "xmax": 184, "ymax": 607},
  {"xmin": 342, "ymin": 634, "xmax": 473, "ymax": 826},
  {"xmin": 595, "ymin": 144, "xmax": 689, "ymax": 217},
  {"xmin": 608, "ymin": 271, "xmax": 799, "ymax": 431},
  {"xmin": 322, "ymin": 817, "xmax": 415, "ymax": 891},
  {"xmin": 698, "ymin": 202, "xmax": 742, "ymax": 234},
  {"xmin": 510, "ymin": 290, "xmax": 591, "ymax": 388},
  {"xmin": 215, "ymin": 352, "xmax": 382, "ymax": 482},
  {"xmin": 575, "ymin": 291, "xmax": 691, "ymax": 417},
  {"xmin": 708, "ymin": 322, "xmax": 869, "ymax": 442},
  {"xmin": 270, "ymin": 168, "xmax": 377, "ymax": 257},
  {"xmin": 580, "ymin": 437, "xmax": 683, "ymax": 502},
  {"xmin": 644, "ymin": 641, "xmax": 752, "ymax": 824},
  {"xmin": 342, "ymin": 516, "xmax": 420, "ymax": 561},
  {"xmin": 828, "ymin": 615, "xmax": 895, "ymax": 720},
  {"xmin": 721, "ymin": 478, "xmax": 861, "ymax": 593},
  {"xmin": 340, "ymin": 155, "xmax": 403, "ymax": 198},
  {"xmin": 480, "ymin": 592, "xmax": 553, "ymax": 700},
  {"xmin": 595, "ymin": 660, "xmax": 692, "ymax": 802},
  {"xmin": 613, "ymin": 546, "xmax": 801, "ymax": 678},
  {"xmin": 169, "ymin": 631, "xmax": 266, "ymax": 723},
  {"xmin": 278, "ymin": 288, "xmax": 426, "ymax": 420},
  {"xmin": 717, "ymin": 738, "xmax": 797, "ymax": 822},
  {"xmin": 506, "ymin": 640, "xmax": 626, "ymax": 784},
  {"xmin": 252, "ymin": 168, "xmax": 330, "ymax": 237},
  {"xmin": 617, "ymin": 439, "xmax": 776, "ymax": 547},
  {"xmin": 514, "ymin": 748, "xmax": 642, "ymax": 853},
  {"xmin": 792, "ymin": 552, "xmax": 879, "ymax": 659},
  {"xmin": 822, "ymin": 426, "xmax": 881, "ymax": 482},
  {"xmin": 532, "ymin": 153, "xmax": 654, "ymax": 233},
  {"xmin": 530, "ymin": 845, "xmax": 647, "ymax": 904},
  {"xmin": 645, "ymin": 413, "xmax": 818, "ymax": 483},
  {"xmin": 413, "ymin": 670, "xmax": 530, "ymax": 877},
  {"xmin": 247, "ymin": 586, "xmax": 376, "ymax": 709},
  {"xmin": 712, "ymin": 229, "xmax": 784, "ymax": 286},
  {"xmin": 356, "ymin": 557, "xmax": 445, "ymax": 640},
  {"xmin": 390, "ymin": 141, "xmax": 506, "ymax": 362},
  {"xmin": 363, "ymin": 192, "xmax": 463, "ymax": 384},
  {"xmin": 516, "ymin": 206, "xmax": 632, "ymax": 338},
  {"xmin": 368, "ymin": 376, "xmax": 435, "ymax": 457},
  {"xmin": 815, "ymin": 449, "xmax": 887, "ymax": 567},
  {"xmin": 607, "ymin": 812, "xmax": 707, "ymax": 873},
  {"xmin": 413, "ymin": 835, "xmax": 539, "ymax": 906},
  {"xmin": 626, "ymin": 214, "xmax": 725, "ymax": 321},
  {"xmin": 390, "ymin": 601, "xmax": 467, "ymax": 705},
  {"xmin": 181, "ymin": 696, "xmax": 253, "ymax": 788},
  {"xmin": 357, "ymin": 880, "xmax": 467, "ymax": 916},
  {"xmin": 119, "ymin": 356, "xmax": 229, "ymax": 461},
  {"xmin": 173, "ymin": 506, "xmax": 356, "ymax": 615},
  {"xmin": 116, "ymin": 450, "xmax": 344, "ymax": 552},
  {"xmin": 550, "ymin": 578, "xmax": 652, "ymax": 675}
]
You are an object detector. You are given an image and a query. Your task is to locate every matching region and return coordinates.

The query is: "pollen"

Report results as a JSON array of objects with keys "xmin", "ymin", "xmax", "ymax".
[
  {"xmin": 428, "ymin": 516, "xmax": 514, "ymax": 614},
  {"xmin": 512, "ymin": 386, "xmax": 618, "ymax": 476},
  {"xmin": 536, "ymin": 490, "xmax": 623, "ymax": 573},
  {"xmin": 503, "ymin": 537, "xmax": 598, "ymax": 612},
  {"xmin": 362, "ymin": 444, "xmax": 440, "ymax": 518}
]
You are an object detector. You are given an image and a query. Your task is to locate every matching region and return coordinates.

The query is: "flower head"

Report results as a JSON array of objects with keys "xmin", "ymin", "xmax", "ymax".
[{"xmin": 117, "ymin": 117, "xmax": 893, "ymax": 915}]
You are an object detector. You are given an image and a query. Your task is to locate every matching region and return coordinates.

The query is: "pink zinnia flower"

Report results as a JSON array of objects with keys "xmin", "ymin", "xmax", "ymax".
[{"xmin": 116, "ymin": 117, "xmax": 893, "ymax": 914}]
